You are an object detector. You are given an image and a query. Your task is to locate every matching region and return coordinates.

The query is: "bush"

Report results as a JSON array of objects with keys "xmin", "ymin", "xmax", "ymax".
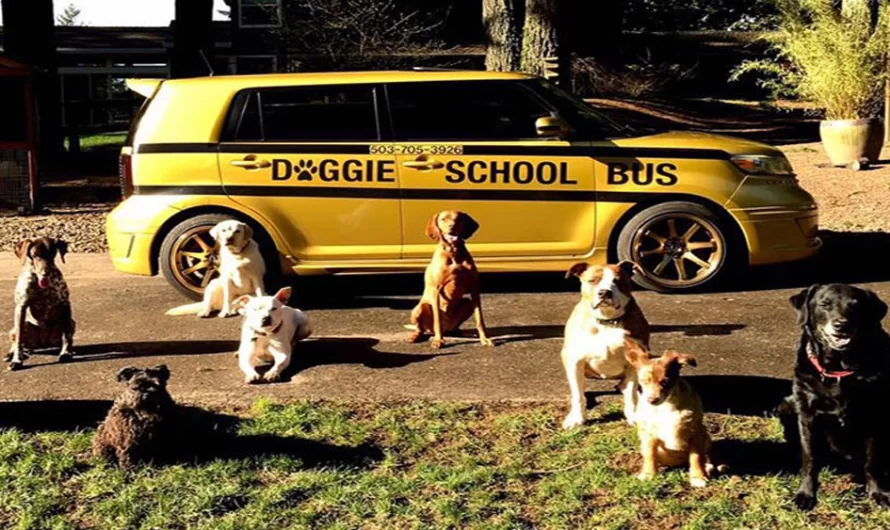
[
  {"xmin": 571, "ymin": 54, "xmax": 696, "ymax": 98},
  {"xmin": 731, "ymin": 0, "xmax": 889, "ymax": 120}
]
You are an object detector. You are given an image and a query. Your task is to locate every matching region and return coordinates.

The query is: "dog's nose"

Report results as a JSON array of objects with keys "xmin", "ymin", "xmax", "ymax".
[
  {"xmin": 831, "ymin": 320, "xmax": 848, "ymax": 331},
  {"xmin": 597, "ymin": 289, "xmax": 612, "ymax": 299}
]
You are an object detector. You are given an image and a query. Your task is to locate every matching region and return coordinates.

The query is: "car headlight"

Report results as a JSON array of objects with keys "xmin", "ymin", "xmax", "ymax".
[{"xmin": 730, "ymin": 154, "xmax": 795, "ymax": 176}]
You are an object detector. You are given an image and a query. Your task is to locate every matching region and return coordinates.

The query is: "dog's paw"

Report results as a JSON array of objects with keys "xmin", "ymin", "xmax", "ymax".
[
  {"xmin": 869, "ymin": 489, "xmax": 890, "ymax": 508},
  {"xmin": 57, "ymin": 353, "xmax": 73, "ymax": 363},
  {"xmin": 792, "ymin": 491, "xmax": 816, "ymax": 511},
  {"xmin": 264, "ymin": 371, "xmax": 282, "ymax": 383},
  {"xmin": 562, "ymin": 412, "xmax": 585, "ymax": 430},
  {"xmin": 7, "ymin": 360, "xmax": 23, "ymax": 371},
  {"xmin": 218, "ymin": 310, "xmax": 236, "ymax": 319},
  {"xmin": 197, "ymin": 310, "xmax": 212, "ymax": 319},
  {"xmin": 625, "ymin": 416, "xmax": 637, "ymax": 427},
  {"xmin": 430, "ymin": 338, "xmax": 444, "ymax": 349},
  {"xmin": 244, "ymin": 373, "xmax": 262, "ymax": 384},
  {"xmin": 689, "ymin": 476, "xmax": 708, "ymax": 488},
  {"xmin": 637, "ymin": 471, "xmax": 656, "ymax": 482},
  {"xmin": 479, "ymin": 337, "xmax": 495, "ymax": 347}
]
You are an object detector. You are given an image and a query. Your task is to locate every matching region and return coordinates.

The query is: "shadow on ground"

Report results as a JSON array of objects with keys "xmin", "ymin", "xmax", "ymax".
[
  {"xmin": 287, "ymin": 230, "xmax": 890, "ymax": 308},
  {"xmin": 73, "ymin": 340, "xmax": 240, "ymax": 362},
  {"xmin": 0, "ymin": 400, "xmax": 384, "ymax": 469}
]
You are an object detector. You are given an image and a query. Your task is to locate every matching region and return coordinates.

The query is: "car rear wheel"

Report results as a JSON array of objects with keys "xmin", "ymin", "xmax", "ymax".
[
  {"xmin": 159, "ymin": 214, "xmax": 233, "ymax": 300},
  {"xmin": 617, "ymin": 201, "xmax": 737, "ymax": 292}
]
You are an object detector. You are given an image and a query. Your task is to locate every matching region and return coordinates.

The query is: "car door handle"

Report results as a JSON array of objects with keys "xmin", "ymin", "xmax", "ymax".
[
  {"xmin": 402, "ymin": 158, "xmax": 444, "ymax": 170},
  {"xmin": 230, "ymin": 157, "xmax": 271, "ymax": 169}
]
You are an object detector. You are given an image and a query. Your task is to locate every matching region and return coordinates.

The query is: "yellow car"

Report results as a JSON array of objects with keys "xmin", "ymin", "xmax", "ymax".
[{"xmin": 107, "ymin": 70, "xmax": 820, "ymax": 297}]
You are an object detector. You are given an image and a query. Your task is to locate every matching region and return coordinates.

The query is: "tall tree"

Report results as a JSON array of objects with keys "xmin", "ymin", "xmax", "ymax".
[
  {"xmin": 519, "ymin": 0, "xmax": 565, "ymax": 82},
  {"xmin": 483, "ymin": 0, "xmax": 524, "ymax": 71}
]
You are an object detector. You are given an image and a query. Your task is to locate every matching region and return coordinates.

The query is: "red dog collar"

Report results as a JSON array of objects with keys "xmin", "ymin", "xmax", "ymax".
[{"xmin": 806, "ymin": 343, "xmax": 855, "ymax": 380}]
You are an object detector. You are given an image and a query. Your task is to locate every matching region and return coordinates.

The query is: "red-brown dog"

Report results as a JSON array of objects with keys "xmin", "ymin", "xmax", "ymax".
[{"xmin": 408, "ymin": 210, "xmax": 494, "ymax": 349}]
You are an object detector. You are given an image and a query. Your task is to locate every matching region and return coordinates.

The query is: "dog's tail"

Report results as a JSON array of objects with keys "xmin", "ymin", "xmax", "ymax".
[{"xmin": 165, "ymin": 303, "xmax": 204, "ymax": 316}]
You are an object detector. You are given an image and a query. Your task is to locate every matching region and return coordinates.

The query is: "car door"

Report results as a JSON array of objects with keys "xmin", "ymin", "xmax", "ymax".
[
  {"xmin": 218, "ymin": 83, "xmax": 401, "ymax": 261},
  {"xmin": 386, "ymin": 80, "xmax": 596, "ymax": 261}
]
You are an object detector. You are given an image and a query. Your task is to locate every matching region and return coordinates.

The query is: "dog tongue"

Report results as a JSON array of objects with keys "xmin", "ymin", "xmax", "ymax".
[{"xmin": 38, "ymin": 277, "xmax": 48, "ymax": 289}]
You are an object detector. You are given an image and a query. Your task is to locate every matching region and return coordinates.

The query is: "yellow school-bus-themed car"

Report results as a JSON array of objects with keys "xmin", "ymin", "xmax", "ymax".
[{"xmin": 107, "ymin": 70, "xmax": 820, "ymax": 297}]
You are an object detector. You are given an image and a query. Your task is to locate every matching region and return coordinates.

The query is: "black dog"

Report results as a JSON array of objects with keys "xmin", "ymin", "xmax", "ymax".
[
  {"xmin": 779, "ymin": 283, "xmax": 890, "ymax": 510},
  {"xmin": 93, "ymin": 365, "xmax": 176, "ymax": 468}
]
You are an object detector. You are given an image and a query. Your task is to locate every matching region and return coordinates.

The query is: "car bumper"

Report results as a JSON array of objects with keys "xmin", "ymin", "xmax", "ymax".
[
  {"xmin": 106, "ymin": 197, "xmax": 180, "ymax": 276},
  {"xmin": 734, "ymin": 206, "xmax": 821, "ymax": 265}
]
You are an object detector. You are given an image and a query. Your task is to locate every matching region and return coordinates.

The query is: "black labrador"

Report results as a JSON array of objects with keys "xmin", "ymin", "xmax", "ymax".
[{"xmin": 779, "ymin": 283, "xmax": 890, "ymax": 510}]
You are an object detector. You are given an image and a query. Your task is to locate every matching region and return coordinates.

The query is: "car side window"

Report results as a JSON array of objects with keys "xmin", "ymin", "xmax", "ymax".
[
  {"xmin": 387, "ymin": 81, "xmax": 552, "ymax": 141},
  {"xmin": 229, "ymin": 84, "xmax": 380, "ymax": 142}
]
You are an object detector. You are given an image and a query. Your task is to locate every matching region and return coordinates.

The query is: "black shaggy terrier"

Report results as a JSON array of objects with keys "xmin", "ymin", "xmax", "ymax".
[{"xmin": 93, "ymin": 365, "xmax": 176, "ymax": 468}]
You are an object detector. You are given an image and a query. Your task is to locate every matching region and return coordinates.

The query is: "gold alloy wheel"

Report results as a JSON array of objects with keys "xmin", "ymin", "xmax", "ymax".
[
  {"xmin": 630, "ymin": 213, "xmax": 724, "ymax": 288},
  {"xmin": 168, "ymin": 226, "xmax": 219, "ymax": 296}
]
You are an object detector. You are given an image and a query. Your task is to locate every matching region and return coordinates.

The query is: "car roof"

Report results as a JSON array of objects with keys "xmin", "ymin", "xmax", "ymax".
[{"xmin": 160, "ymin": 70, "xmax": 536, "ymax": 89}]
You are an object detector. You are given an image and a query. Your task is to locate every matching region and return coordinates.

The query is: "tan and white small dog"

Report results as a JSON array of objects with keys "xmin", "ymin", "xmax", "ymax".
[
  {"xmin": 166, "ymin": 220, "xmax": 266, "ymax": 318},
  {"xmin": 632, "ymin": 350, "xmax": 718, "ymax": 488},
  {"xmin": 233, "ymin": 287, "xmax": 312, "ymax": 384},
  {"xmin": 561, "ymin": 261, "xmax": 650, "ymax": 429}
]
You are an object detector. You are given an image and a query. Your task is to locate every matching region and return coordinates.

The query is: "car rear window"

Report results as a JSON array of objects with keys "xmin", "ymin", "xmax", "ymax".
[
  {"xmin": 227, "ymin": 84, "xmax": 380, "ymax": 142},
  {"xmin": 386, "ymin": 80, "xmax": 551, "ymax": 141}
]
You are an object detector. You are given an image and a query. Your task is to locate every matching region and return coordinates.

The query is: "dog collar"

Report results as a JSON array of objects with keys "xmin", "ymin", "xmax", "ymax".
[
  {"xmin": 596, "ymin": 316, "xmax": 623, "ymax": 326},
  {"xmin": 806, "ymin": 342, "xmax": 855, "ymax": 380},
  {"xmin": 250, "ymin": 321, "xmax": 283, "ymax": 341}
]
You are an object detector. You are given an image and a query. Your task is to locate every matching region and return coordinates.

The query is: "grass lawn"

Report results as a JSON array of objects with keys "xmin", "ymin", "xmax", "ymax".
[{"xmin": 1, "ymin": 398, "xmax": 888, "ymax": 530}]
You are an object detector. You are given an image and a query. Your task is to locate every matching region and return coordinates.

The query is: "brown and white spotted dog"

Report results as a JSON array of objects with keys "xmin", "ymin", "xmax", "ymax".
[
  {"xmin": 6, "ymin": 238, "xmax": 75, "ymax": 370},
  {"xmin": 561, "ymin": 261, "xmax": 651, "ymax": 429}
]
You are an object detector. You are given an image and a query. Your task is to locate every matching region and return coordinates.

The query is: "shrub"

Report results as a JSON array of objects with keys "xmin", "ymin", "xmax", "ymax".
[
  {"xmin": 731, "ymin": 0, "xmax": 889, "ymax": 120},
  {"xmin": 571, "ymin": 54, "xmax": 696, "ymax": 98}
]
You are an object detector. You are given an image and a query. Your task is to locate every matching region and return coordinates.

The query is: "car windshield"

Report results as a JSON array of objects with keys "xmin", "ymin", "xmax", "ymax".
[{"xmin": 524, "ymin": 79, "xmax": 635, "ymax": 140}]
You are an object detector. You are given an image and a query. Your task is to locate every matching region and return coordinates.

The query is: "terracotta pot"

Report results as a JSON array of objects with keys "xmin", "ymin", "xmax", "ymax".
[{"xmin": 819, "ymin": 118, "xmax": 883, "ymax": 167}]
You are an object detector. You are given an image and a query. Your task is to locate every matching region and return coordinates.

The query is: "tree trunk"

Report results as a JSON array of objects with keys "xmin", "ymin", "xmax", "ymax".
[
  {"xmin": 1, "ymin": 0, "xmax": 62, "ymax": 158},
  {"xmin": 483, "ymin": 0, "xmax": 524, "ymax": 71},
  {"xmin": 520, "ymin": 0, "xmax": 566, "ymax": 84},
  {"xmin": 170, "ymin": 0, "xmax": 214, "ymax": 78}
]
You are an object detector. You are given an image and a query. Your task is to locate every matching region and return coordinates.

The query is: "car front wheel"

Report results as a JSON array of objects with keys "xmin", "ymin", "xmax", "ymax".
[{"xmin": 617, "ymin": 201, "xmax": 738, "ymax": 292}]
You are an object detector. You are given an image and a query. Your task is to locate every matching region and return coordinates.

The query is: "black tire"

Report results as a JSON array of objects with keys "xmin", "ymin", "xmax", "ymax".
[
  {"xmin": 159, "ymin": 213, "xmax": 234, "ymax": 300},
  {"xmin": 616, "ymin": 201, "xmax": 740, "ymax": 293}
]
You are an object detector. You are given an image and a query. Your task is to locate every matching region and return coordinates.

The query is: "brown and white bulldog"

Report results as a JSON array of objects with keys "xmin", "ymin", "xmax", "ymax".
[{"xmin": 561, "ymin": 261, "xmax": 651, "ymax": 429}]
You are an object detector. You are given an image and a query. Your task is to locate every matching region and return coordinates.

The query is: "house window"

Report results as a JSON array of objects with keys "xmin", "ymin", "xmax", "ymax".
[{"xmin": 238, "ymin": 0, "xmax": 282, "ymax": 28}]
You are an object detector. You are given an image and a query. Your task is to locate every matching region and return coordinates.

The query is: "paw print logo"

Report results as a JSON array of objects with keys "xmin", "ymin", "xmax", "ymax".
[{"xmin": 296, "ymin": 159, "xmax": 317, "ymax": 181}]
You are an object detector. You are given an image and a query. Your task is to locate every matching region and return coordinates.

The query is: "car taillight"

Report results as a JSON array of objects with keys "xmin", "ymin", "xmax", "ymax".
[{"xmin": 119, "ymin": 150, "xmax": 133, "ymax": 198}]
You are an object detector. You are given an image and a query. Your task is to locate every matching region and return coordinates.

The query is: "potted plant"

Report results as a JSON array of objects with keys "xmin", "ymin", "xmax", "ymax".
[{"xmin": 732, "ymin": 0, "xmax": 888, "ymax": 167}]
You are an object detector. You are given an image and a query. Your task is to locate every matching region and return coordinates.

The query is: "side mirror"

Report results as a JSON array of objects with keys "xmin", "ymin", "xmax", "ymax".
[{"xmin": 535, "ymin": 116, "xmax": 570, "ymax": 138}]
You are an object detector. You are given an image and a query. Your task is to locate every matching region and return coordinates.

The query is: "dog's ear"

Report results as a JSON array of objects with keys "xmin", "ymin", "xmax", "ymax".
[
  {"xmin": 863, "ymin": 289, "xmax": 889, "ymax": 323},
  {"xmin": 425, "ymin": 213, "xmax": 441, "ymax": 241},
  {"xmin": 14, "ymin": 239, "xmax": 32, "ymax": 262},
  {"xmin": 790, "ymin": 284, "xmax": 819, "ymax": 326},
  {"xmin": 117, "ymin": 366, "xmax": 139, "ymax": 383},
  {"xmin": 232, "ymin": 295, "xmax": 252, "ymax": 314},
  {"xmin": 617, "ymin": 260, "xmax": 641, "ymax": 278},
  {"xmin": 52, "ymin": 239, "xmax": 69, "ymax": 264},
  {"xmin": 623, "ymin": 340, "xmax": 648, "ymax": 368},
  {"xmin": 151, "ymin": 364, "xmax": 170, "ymax": 383},
  {"xmin": 241, "ymin": 223, "xmax": 254, "ymax": 241},
  {"xmin": 565, "ymin": 262, "xmax": 589, "ymax": 279},
  {"xmin": 208, "ymin": 223, "xmax": 221, "ymax": 242},
  {"xmin": 663, "ymin": 350, "xmax": 697, "ymax": 369},
  {"xmin": 457, "ymin": 212, "xmax": 479, "ymax": 240},
  {"xmin": 274, "ymin": 287, "xmax": 292, "ymax": 305}
]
